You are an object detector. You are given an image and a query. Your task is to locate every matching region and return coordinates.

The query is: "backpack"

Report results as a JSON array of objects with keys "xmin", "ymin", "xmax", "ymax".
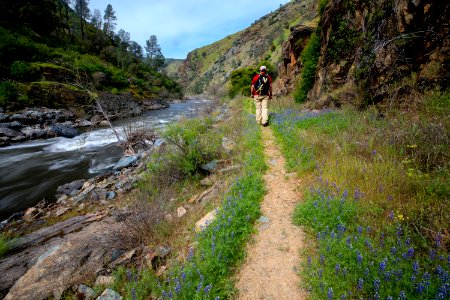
[{"xmin": 254, "ymin": 74, "xmax": 270, "ymax": 95}]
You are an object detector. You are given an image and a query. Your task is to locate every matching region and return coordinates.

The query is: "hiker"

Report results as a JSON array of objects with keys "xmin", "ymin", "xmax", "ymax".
[{"xmin": 251, "ymin": 66, "xmax": 273, "ymax": 126}]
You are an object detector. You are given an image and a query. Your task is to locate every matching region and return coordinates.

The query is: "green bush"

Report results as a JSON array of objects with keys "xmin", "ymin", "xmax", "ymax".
[
  {"xmin": 161, "ymin": 118, "xmax": 222, "ymax": 177},
  {"xmin": 293, "ymin": 32, "xmax": 321, "ymax": 103}
]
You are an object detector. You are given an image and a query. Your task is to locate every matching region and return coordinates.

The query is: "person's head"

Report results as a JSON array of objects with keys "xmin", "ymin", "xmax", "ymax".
[{"xmin": 260, "ymin": 66, "xmax": 267, "ymax": 74}]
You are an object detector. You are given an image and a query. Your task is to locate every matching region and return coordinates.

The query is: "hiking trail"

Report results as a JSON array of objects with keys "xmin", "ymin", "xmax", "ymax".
[{"xmin": 236, "ymin": 126, "xmax": 307, "ymax": 299}]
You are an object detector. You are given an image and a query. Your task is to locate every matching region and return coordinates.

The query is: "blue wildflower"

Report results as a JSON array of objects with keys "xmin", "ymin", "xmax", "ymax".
[
  {"xmin": 413, "ymin": 261, "xmax": 419, "ymax": 274},
  {"xmin": 357, "ymin": 278, "xmax": 364, "ymax": 290},
  {"xmin": 204, "ymin": 284, "xmax": 212, "ymax": 294},
  {"xmin": 335, "ymin": 264, "xmax": 340, "ymax": 275},
  {"xmin": 399, "ymin": 291, "xmax": 406, "ymax": 300},
  {"xmin": 373, "ymin": 278, "xmax": 380, "ymax": 292},
  {"xmin": 327, "ymin": 287, "xmax": 333, "ymax": 300}
]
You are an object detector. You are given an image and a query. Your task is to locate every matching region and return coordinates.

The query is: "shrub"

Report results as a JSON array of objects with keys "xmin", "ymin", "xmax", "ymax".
[
  {"xmin": 293, "ymin": 32, "xmax": 321, "ymax": 103},
  {"xmin": 161, "ymin": 118, "xmax": 223, "ymax": 178}
]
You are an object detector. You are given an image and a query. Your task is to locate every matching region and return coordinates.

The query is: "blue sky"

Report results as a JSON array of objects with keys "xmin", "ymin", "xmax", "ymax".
[{"xmin": 90, "ymin": 0, "xmax": 288, "ymax": 59}]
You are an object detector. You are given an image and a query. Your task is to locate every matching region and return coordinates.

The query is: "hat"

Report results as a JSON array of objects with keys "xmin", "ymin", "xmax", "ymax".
[{"xmin": 260, "ymin": 66, "xmax": 267, "ymax": 71}]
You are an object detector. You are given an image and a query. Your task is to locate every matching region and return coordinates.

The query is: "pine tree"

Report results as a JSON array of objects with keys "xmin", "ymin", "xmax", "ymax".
[
  {"xmin": 74, "ymin": 0, "xmax": 90, "ymax": 39},
  {"xmin": 145, "ymin": 35, "xmax": 165, "ymax": 70},
  {"xmin": 91, "ymin": 9, "xmax": 102, "ymax": 30},
  {"xmin": 103, "ymin": 4, "xmax": 117, "ymax": 37}
]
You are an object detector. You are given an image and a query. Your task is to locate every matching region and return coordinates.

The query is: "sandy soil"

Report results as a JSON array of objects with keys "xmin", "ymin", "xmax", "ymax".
[{"xmin": 235, "ymin": 126, "xmax": 307, "ymax": 300}]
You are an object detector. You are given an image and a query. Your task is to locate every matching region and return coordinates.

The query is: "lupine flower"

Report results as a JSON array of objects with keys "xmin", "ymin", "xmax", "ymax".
[
  {"xmin": 357, "ymin": 278, "xmax": 364, "ymax": 290},
  {"xmin": 386, "ymin": 296, "xmax": 393, "ymax": 300},
  {"xmin": 356, "ymin": 251, "xmax": 363, "ymax": 264},
  {"xmin": 389, "ymin": 211, "xmax": 394, "ymax": 220},
  {"xmin": 413, "ymin": 261, "xmax": 419, "ymax": 274},
  {"xmin": 399, "ymin": 291, "xmax": 406, "ymax": 300},
  {"xmin": 327, "ymin": 287, "xmax": 333, "ymax": 300},
  {"xmin": 405, "ymin": 237, "xmax": 411, "ymax": 245},
  {"xmin": 357, "ymin": 226, "xmax": 363, "ymax": 235},
  {"xmin": 335, "ymin": 264, "xmax": 340, "ymax": 275},
  {"xmin": 204, "ymin": 284, "xmax": 212, "ymax": 294},
  {"xmin": 390, "ymin": 246, "xmax": 397, "ymax": 255},
  {"xmin": 430, "ymin": 249, "xmax": 437, "ymax": 260},
  {"xmin": 307, "ymin": 256, "xmax": 312, "ymax": 266},
  {"xmin": 435, "ymin": 232, "xmax": 442, "ymax": 247},
  {"xmin": 416, "ymin": 282, "xmax": 425, "ymax": 294},
  {"xmin": 373, "ymin": 278, "xmax": 380, "ymax": 292},
  {"xmin": 131, "ymin": 288, "xmax": 137, "ymax": 300},
  {"xmin": 407, "ymin": 247, "xmax": 414, "ymax": 258},
  {"xmin": 379, "ymin": 259, "xmax": 387, "ymax": 272}
]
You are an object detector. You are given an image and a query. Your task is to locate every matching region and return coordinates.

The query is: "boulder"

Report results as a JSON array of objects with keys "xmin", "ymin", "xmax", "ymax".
[
  {"xmin": 77, "ymin": 284, "xmax": 96, "ymax": 300},
  {"xmin": 177, "ymin": 206, "xmax": 187, "ymax": 218},
  {"xmin": 195, "ymin": 209, "xmax": 218, "ymax": 232},
  {"xmin": 96, "ymin": 289, "xmax": 122, "ymax": 300},
  {"xmin": 48, "ymin": 124, "xmax": 78, "ymax": 138},
  {"xmin": 113, "ymin": 156, "xmax": 138, "ymax": 170},
  {"xmin": 0, "ymin": 113, "xmax": 8, "ymax": 122},
  {"xmin": 78, "ymin": 120, "xmax": 93, "ymax": 127},
  {"xmin": 21, "ymin": 127, "xmax": 48, "ymax": 139},
  {"xmin": 56, "ymin": 180, "xmax": 85, "ymax": 197},
  {"xmin": 0, "ymin": 127, "xmax": 24, "ymax": 138},
  {"xmin": 95, "ymin": 276, "xmax": 115, "ymax": 286}
]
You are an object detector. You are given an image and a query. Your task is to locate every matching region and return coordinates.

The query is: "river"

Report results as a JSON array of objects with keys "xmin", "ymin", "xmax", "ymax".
[{"xmin": 0, "ymin": 99, "xmax": 212, "ymax": 221}]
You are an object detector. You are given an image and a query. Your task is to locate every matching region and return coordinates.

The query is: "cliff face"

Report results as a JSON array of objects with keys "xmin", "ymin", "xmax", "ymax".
[{"xmin": 310, "ymin": 0, "xmax": 449, "ymax": 106}]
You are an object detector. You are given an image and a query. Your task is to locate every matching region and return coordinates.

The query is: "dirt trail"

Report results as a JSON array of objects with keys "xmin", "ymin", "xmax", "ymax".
[{"xmin": 236, "ymin": 127, "xmax": 306, "ymax": 300}]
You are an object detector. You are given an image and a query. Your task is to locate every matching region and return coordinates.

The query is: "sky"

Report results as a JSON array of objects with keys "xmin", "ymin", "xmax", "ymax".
[{"xmin": 90, "ymin": 0, "xmax": 288, "ymax": 59}]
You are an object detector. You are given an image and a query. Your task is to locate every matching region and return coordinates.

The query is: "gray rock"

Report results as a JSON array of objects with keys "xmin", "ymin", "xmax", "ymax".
[
  {"xmin": 91, "ymin": 189, "xmax": 107, "ymax": 202},
  {"xmin": 201, "ymin": 160, "xmax": 220, "ymax": 172},
  {"xmin": 0, "ymin": 127, "xmax": 24, "ymax": 138},
  {"xmin": 48, "ymin": 124, "xmax": 78, "ymax": 138},
  {"xmin": 57, "ymin": 180, "xmax": 85, "ymax": 196},
  {"xmin": 106, "ymin": 191, "xmax": 116, "ymax": 200},
  {"xmin": 9, "ymin": 121, "xmax": 23, "ymax": 130},
  {"xmin": 78, "ymin": 284, "xmax": 96, "ymax": 300},
  {"xmin": 78, "ymin": 120, "xmax": 93, "ymax": 127},
  {"xmin": 21, "ymin": 127, "xmax": 47, "ymax": 139},
  {"xmin": 113, "ymin": 156, "xmax": 138, "ymax": 170},
  {"xmin": 96, "ymin": 289, "xmax": 122, "ymax": 300},
  {"xmin": 11, "ymin": 135, "xmax": 28, "ymax": 142}
]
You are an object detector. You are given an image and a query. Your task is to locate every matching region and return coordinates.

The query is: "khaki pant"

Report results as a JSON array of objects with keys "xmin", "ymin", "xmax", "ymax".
[{"xmin": 254, "ymin": 95, "xmax": 269, "ymax": 125}]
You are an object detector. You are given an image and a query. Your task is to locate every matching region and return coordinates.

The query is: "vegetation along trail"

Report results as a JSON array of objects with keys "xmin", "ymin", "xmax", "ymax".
[{"xmin": 236, "ymin": 126, "xmax": 306, "ymax": 299}]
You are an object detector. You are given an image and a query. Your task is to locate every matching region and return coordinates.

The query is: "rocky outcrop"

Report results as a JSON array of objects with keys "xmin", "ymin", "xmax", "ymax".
[{"xmin": 309, "ymin": 0, "xmax": 450, "ymax": 105}]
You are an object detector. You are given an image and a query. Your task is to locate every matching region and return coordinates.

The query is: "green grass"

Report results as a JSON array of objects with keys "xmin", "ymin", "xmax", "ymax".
[
  {"xmin": 271, "ymin": 95, "xmax": 449, "ymax": 299},
  {"xmin": 0, "ymin": 234, "xmax": 9, "ymax": 258}
]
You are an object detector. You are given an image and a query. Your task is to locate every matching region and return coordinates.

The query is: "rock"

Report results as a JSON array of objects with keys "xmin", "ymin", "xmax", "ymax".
[
  {"xmin": 96, "ymin": 289, "xmax": 122, "ymax": 300},
  {"xmin": 56, "ymin": 195, "xmax": 69, "ymax": 204},
  {"xmin": 21, "ymin": 127, "xmax": 48, "ymax": 139},
  {"xmin": 0, "ymin": 127, "xmax": 24, "ymax": 138},
  {"xmin": 82, "ymin": 181, "xmax": 92, "ymax": 190},
  {"xmin": 200, "ymin": 174, "xmax": 217, "ymax": 186},
  {"xmin": 11, "ymin": 135, "xmax": 27, "ymax": 142},
  {"xmin": 222, "ymin": 137, "xmax": 236, "ymax": 153},
  {"xmin": 218, "ymin": 165, "xmax": 241, "ymax": 173},
  {"xmin": 55, "ymin": 207, "xmax": 70, "ymax": 217},
  {"xmin": 164, "ymin": 213, "xmax": 173, "ymax": 223},
  {"xmin": 0, "ymin": 112, "xmax": 8, "ymax": 121},
  {"xmin": 109, "ymin": 249, "xmax": 137, "ymax": 268},
  {"xmin": 95, "ymin": 276, "xmax": 115, "ymax": 286},
  {"xmin": 106, "ymin": 191, "xmax": 116, "ymax": 200},
  {"xmin": 91, "ymin": 189, "xmax": 107, "ymax": 202},
  {"xmin": 195, "ymin": 209, "xmax": 218, "ymax": 232},
  {"xmin": 99, "ymin": 121, "xmax": 110, "ymax": 127},
  {"xmin": 9, "ymin": 121, "xmax": 23, "ymax": 130},
  {"xmin": 48, "ymin": 124, "xmax": 78, "ymax": 138},
  {"xmin": 177, "ymin": 206, "xmax": 187, "ymax": 218},
  {"xmin": 78, "ymin": 120, "xmax": 93, "ymax": 127},
  {"xmin": 23, "ymin": 207, "xmax": 39, "ymax": 221},
  {"xmin": 77, "ymin": 284, "xmax": 96, "ymax": 300},
  {"xmin": 145, "ymin": 246, "xmax": 171, "ymax": 270},
  {"xmin": 56, "ymin": 180, "xmax": 85, "ymax": 197},
  {"xmin": 200, "ymin": 160, "xmax": 220, "ymax": 172},
  {"xmin": 113, "ymin": 156, "xmax": 138, "ymax": 170}
]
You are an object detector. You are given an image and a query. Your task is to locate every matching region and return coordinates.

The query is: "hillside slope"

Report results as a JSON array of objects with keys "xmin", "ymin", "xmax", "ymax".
[{"xmin": 178, "ymin": 0, "xmax": 318, "ymax": 95}]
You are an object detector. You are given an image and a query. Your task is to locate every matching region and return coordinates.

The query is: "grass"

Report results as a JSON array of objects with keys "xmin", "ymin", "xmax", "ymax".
[
  {"xmin": 0, "ymin": 234, "xmax": 9, "ymax": 258},
  {"xmin": 271, "ymin": 91, "xmax": 449, "ymax": 299},
  {"xmin": 108, "ymin": 97, "xmax": 267, "ymax": 299}
]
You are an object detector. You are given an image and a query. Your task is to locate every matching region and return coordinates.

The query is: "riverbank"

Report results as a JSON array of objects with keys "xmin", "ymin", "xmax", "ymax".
[
  {"xmin": 0, "ymin": 97, "xmax": 239, "ymax": 299},
  {"xmin": 0, "ymin": 94, "xmax": 171, "ymax": 148}
]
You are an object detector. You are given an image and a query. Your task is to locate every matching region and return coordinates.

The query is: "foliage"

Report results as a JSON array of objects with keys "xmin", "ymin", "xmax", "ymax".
[
  {"xmin": 161, "ymin": 117, "xmax": 223, "ymax": 178},
  {"xmin": 327, "ymin": 18, "xmax": 360, "ymax": 63},
  {"xmin": 271, "ymin": 101, "xmax": 449, "ymax": 299},
  {"xmin": 229, "ymin": 67, "xmax": 256, "ymax": 98},
  {"xmin": 0, "ymin": 234, "xmax": 9, "ymax": 258},
  {"xmin": 293, "ymin": 32, "xmax": 321, "ymax": 103}
]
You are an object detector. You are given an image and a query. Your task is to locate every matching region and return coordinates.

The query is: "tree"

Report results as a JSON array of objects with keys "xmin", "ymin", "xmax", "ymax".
[
  {"xmin": 74, "ymin": 0, "xmax": 90, "ymax": 39},
  {"xmin": 116, "ymin": 29, "xmax": 130, "ymax": 50},
  {"xmin": 129, "ymin": 41, "xmax": 143, "ymax": 60},
  {"xmin": 103, "ymin": 4, "xmax": 117, "ymax": 37},
  {"xmin": 145, "ymin": 35, "xmax": 165, "ymax": 70},
  {"xmin": 91, "ymin": 9, "xmax": 102, "ymax": 30}
]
